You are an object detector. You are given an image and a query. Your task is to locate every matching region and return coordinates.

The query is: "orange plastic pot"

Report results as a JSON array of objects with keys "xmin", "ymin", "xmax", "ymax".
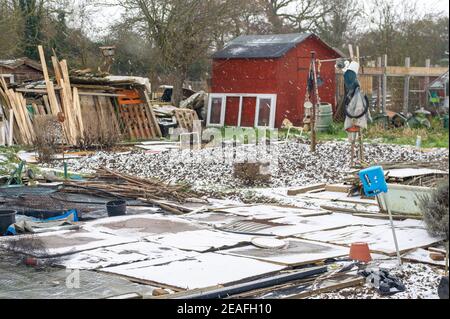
[
  {"xmin": 349, "ymin": 242, "xmax": 372, "ymax": 263},
  {"xmin": 346, "ymin": 126, "xmax": 361, "ymax": 133}
]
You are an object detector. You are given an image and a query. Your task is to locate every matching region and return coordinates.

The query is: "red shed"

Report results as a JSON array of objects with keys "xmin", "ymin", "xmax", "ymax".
[{"xmin": 208, "ymin": 33, "xmax": 343, "ymax": 129}]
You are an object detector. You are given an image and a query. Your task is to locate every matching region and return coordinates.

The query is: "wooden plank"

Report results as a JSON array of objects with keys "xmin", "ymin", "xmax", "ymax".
[
  {"xmin": 37, "ymin": 104, "xmax": 46, "ymax": 115},
  {"xmin": 8, "ymin": 109, "xmax": 13, "ymax": 146},
  {"xmin": 19, "ymin": 93, "xmax": 35, "ymax": 141},
  {"xmin": 78, "ymin": 92, "xmax": 126, "ymax": 97},
  {"xmin": 105, "ymin": 97, "xmax": 122, "ymax": 140},
  {"xmin": 134, "ymin": 105, "xmax": 148, "ymax": 139},
  {"xmin": 337, "ymin": 66, "xmax": 448, "ymax": 77},
  {"xmin": 31, "ymin": 102, "xmax": 40, "ymax": 115},
  {"xmin": 7, "ymin": 94, "xmax": 26, "ymax": 144},
  {"xmin": 135, "ymin": 104, "xmax": 151, "ymax": 139},
  {"xmin": 72, "ymin": 87, "xmax": 85, "ymax": 140},
  {"xmin": 10, "ymin": 92, "xmax": 30, "ymax": 144},
  {"xmin": 14, "ymin": 93, "xmax": 33, "ymax": 143},
  {"xmin": 141, "ymin": 102, "xmax": 157, "ymax": 138},
  {"xmin": 42, "ymin": 95, "xmax": 51, "ymax": 114},
  {"xmin": 93, "ymin": 96, "xmax": 109, "ymax": 141},
  {"xmin": 4, "ymin": 88, "xmax": 27, "ymax": 144},
  {"xmin": 288, "ymin": 184, "xmax": 327, "ymax": 196},
  {"xmin": 143, "ymin": 90, "xmax": 162, "ymax": 137},
  {"xmin": 38, "ymin": 45, "xmax": 60, "ymax": 115},
  {"xmin": 428, "ymin": 247, "xmax": 446, "ymax": 255},
  {"xmin": 59, "ymin": 78, "xmax": 77, "ymax": 145},
  {"xmin": 0, "ymin": 120, "xmax": 5, "ymax": 146},
  {"xmin": 127, "ymin": 105, "xmax": 143, "ymax": 139},
  {"xmin": 353, "ymin": 213, "xmax": 422, "ymax": 221},
  {"xmin": 403, "ymin": 57, "xmax": 411, "ymax": 115},
  {"xmin": 51, "ymin": 56, "xmax": 63, "ymax": 87},
  {"xmin": 59, "ymin": 60, "xmax": 73, "ymax": 106},
  {"xmin": 348, "ymin": 44, "xmax": 354, "ymax": 60},
  {"xmin": 324, "ymin": 184, "xmax": 353, "ymax": 193},
  {"xmin": 118, "ymin": 105, "xmax": 135, "ymax": 140}
]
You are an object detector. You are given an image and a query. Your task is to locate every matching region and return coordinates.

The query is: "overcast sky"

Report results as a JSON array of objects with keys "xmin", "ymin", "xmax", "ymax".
[{"xmin": 76, "ymin": 0, "xmax": 449, "ymax": 39}]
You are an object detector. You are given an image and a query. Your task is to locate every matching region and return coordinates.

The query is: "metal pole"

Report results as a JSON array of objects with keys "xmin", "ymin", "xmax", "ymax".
[
  {"xmin": 311, "ymin": 51, "xmax": 321, "ymax": 153},
  {"xmin": 403, "ymin": 57, "xmax": 411, "ymax": 115},
  {"xmin": 310, "ymin": 52, "xmax": 317, "ymax": 152},
  {"xmin": 424, "ymin": 59, "xmax": 431, "ymax": 107},
  {"xmin": 377, "ymin": 57, "xmax": 382, "ymax": 113},
  {"xmin": 380, "ymin": 193, "xmax": 402, "ymax": 266}
]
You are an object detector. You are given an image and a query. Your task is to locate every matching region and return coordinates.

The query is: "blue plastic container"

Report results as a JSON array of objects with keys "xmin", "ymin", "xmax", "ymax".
[{"xmin": 359, "ymin": 166, "xmax": 388, "ymax": 197}]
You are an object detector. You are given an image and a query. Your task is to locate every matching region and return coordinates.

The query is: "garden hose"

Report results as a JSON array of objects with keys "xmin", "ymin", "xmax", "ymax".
[{"xmin": 344, "ymin": 90, "xmax": 370, "ymax": 120}]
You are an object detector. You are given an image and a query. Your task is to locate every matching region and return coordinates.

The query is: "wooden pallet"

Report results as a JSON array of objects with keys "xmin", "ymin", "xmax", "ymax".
[
  {"xmin": 116, "ymin": 89, "xmax": 161, "ymax": 140},
  {"xmin": 174, "ymin": 108, "xmax": 199, "ymax": 131}
]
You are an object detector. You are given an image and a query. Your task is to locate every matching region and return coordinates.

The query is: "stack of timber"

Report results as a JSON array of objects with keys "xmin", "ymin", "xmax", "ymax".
[
  {"xmin": 0, "ymin": 76, "xmax": 35, "ymax": 145},
  {"xmin": 46, "ymin": 48, "xmax": 84, "ymax": 146},
  {"xmin": 0, "ymin": 46, "xmax": 84, "ymax": 146},
  {"xmin": 116, "ymin": 89, "xmax": 162, "ymax": 140}
]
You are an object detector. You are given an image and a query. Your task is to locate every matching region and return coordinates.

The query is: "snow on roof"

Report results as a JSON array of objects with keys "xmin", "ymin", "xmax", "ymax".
[
  {"xmin": 0, "ymin": 57, "xmax": 42, "ymax": 71},
  {"xmin": 212, "ymin": 33, "xmax": 311, "ymax": 59},
  {"xmin": 212, "ymin": 33, "xmax": 341, "ymax": 60},
  {"xmin": 429, "ymin": 71, "xmax": 449, "ymax": 89}
]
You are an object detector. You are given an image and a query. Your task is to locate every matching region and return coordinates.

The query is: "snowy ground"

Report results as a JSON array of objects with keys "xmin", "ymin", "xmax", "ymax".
[
  {"xmin": 310, "ymin": 262, "xmax": 444, "ymax": 299},
  {"xmin": 35, "ymin": 141, "xmax": 448, "ymax": 299},
  {"xmin": 43, "ymin": 141, "xmax": 449, "ymax": 194}
]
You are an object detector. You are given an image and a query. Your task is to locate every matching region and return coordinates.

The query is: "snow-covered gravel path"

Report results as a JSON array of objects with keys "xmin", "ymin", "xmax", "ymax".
[{"xmin": 43, "ymin": 141, "xmax": 448, "ymax": 192}]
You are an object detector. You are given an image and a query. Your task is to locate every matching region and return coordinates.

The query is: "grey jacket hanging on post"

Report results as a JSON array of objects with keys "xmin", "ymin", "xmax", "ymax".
[
  {"xmin": 344, "ymin": 86, "xmax": 370, "ymax": 130},
  {"xmin": 343, "ymin": 62, "xmax": 371, "ymax": 130}
]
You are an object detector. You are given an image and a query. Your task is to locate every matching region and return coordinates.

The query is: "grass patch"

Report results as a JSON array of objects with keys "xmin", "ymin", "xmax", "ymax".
[
  {"xmin": 365, "ymin": 118, "xmax": 449, "ymax": 148},
  {"xmin": 210, "ymin": 117, "xmax": 448, "ymax": 149},
  {"xmin": 0, "ymin": 146, "xmax": 22, "ymax": 175},
  {"xmin": 315, "ymin": 118, "xmax": 448, "ymax": 149}
]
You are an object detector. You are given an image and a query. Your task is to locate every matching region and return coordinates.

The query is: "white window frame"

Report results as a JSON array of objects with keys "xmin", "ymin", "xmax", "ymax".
[
  {"xmin": 0, "ymin": 74, "xmax": 14, "ymax": 84},
  {"xmin": 254, "ymin": 95, "xmax": 277, "ymax": 129},
  {"xmin": 207, "ymin": 93, "xmax": 277, "ymax": 128},
  {"xmin": 207, "ymin": 94, "xmax": 226, "ymax": 127}
]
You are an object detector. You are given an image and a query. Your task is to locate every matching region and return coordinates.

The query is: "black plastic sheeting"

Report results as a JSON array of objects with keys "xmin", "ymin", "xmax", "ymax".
[
  {"xmin": 0, "ymin": 186, "xmax": 58, "ymax": 197},
  {"xmin": 0, "ymin": 190, "xmax": 161, "ymax": 221}
]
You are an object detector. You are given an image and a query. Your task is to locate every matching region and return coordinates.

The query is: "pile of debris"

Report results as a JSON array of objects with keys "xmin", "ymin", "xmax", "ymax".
[
  {"xmin": 63, "ymin": 168, "xmax": 198, "ymax": 203},
  {"xmin": 0, "ymin": 45, "xmax": 208, "ymax": 150}
]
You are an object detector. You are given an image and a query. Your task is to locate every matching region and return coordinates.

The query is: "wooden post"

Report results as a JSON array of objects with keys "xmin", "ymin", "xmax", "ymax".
[
  {"xmin": 8, "ymin": 109, "xmax": 13, "ymax": 146},
  {"xmin": 382, "ymin": 54, "xmax": 388, "ymax": 115},
  {"xmin": 0, "ymin": 118, "xmax": 5, "ymax": 146},
  {"xmin": 403, "ymin": 57, "xmax": 411, "ymax": 115},
  {"xmin": 348, "ymin": 45, "xmax": 354, "ymax": 60},
  {"xmin": 377, "ymin": 57, "xmax": 382, "ymax": 112},
  {"xmin": 424, "ymin": 59, "xmax": 431, "ymax": 107},
  {"xmin": 356, "ymin": 46, "xmax": 360, "ymax": 64},
  {"xmin": 310, "ymin": 51, "xmax": 320, "ymax": 153},
  {"xmin": 38, "ymin": 45, "xmax": 60, "ymax": 115}
]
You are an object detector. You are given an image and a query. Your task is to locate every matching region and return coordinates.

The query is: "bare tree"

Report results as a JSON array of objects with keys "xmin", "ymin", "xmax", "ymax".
[
  {"xmin": 258, "ymin": 0, "xmax": 294, "ymax": 33},
  {"xmin": 314, "ymin": 0, "xmax": 362, "ymax": 48},
  {"xmin": 114, "ymin": 0, "xmax": 240, "ymax": 106},
  {"xmin": 283, "ymin": 0, "xmax": 331, "ymax": 32}
]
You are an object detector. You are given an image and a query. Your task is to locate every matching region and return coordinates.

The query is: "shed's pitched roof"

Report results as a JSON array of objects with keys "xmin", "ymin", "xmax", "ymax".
[
  {"xmin": 212, "ymin": 33, "xmax": 341, "ymax": 59},
  {"xmin": 429, "ymin": 71, "xmax": 449, "ymax": 89},
  {"xmin": 0, "ymin": 57, "xmax": 42, "ymax": 71}
]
